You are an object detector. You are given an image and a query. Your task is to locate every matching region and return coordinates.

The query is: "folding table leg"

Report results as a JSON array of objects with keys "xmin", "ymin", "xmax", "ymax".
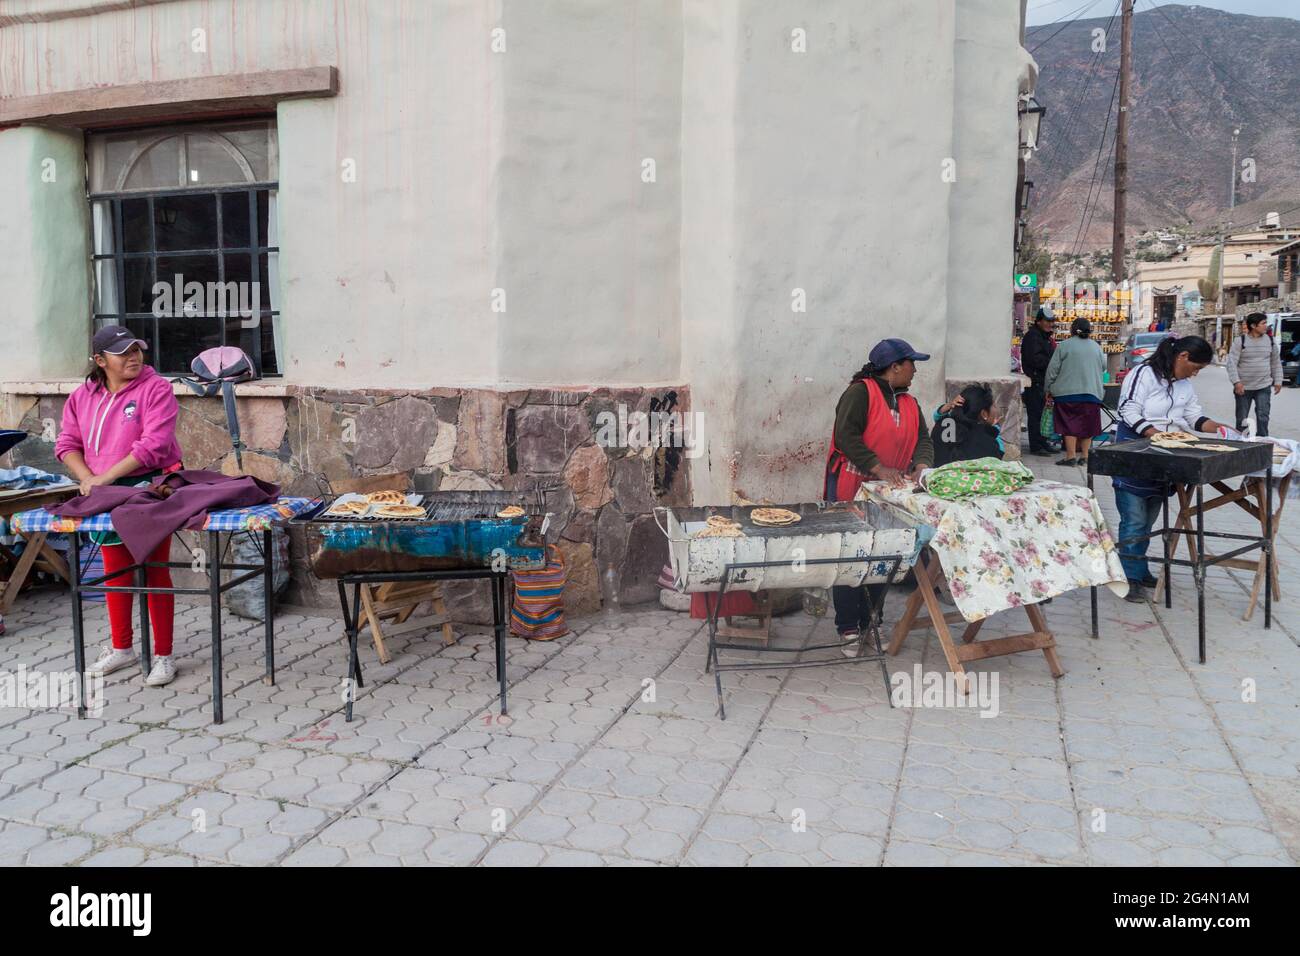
[
  {"xmin": 1088, "ymin": 472, "xmax": 1098, "ymax": 638},
  {"xmin": 208, "ymin": 531, "xmax": 223, "ymax": 724},
  {"xmin": 1264, "ymin": 471, "xmax": 1273, "ymax": 630},
  {"xmin": 912, "ymin": 554, "xmax": 971, "ymax": 695},
  {"xmin": 263, "ymin": 529, "xmax": 276, "ymax": 685},
  {"xmin": 493, "ymin": 573, "xmax": 509, "ymax": 716},
  {"xmin": 1170, "ymin": 489, "xmax": 1180, "ymax": 608},
  {"xmin": 344, "ymin": 581, "xmax": 363, "ymax": 723},
  {"xmin": 69, "ymin": 533, "xmax": 87, "ymax": 719},
  {"xmin": 1195, "ymin": 486, "xmax": 1206, "ymax": 664},
  {"xmin": 137, "ymin": 563, "xmax": 153, "ymax": 679}
]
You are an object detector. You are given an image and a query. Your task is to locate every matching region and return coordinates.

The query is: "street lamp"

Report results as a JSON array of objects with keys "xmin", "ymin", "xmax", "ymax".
[{"xmin": 1018, "ymin": 93, "xmax": 1046, "ymax": 160}]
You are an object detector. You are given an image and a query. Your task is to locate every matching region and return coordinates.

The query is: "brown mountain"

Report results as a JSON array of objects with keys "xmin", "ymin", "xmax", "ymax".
[{"xmin": 1026, "ymin": 3, "xmax": 1300, "ymax": 253}]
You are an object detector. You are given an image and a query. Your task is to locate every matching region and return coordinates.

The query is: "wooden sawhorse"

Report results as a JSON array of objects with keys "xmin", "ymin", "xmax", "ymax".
[{"xmin": 888, "ymin": 547, "xmax": 1064, "ymax": 692}]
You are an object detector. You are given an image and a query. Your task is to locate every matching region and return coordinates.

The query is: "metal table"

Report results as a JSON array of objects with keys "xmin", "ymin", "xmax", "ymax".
[
  {"xmin": 1087, "ymin": 438, "xmax": 1273, "ymax": 662},
  {"xmin": 333, "ymin": 568, "xmax": 511, "ymax": 722},
  {"xmin": 10, "ymin": 498, "xmax": 317, "ymax": 722},
  {"xmin": 656, "ymin": 500, "xmax": 920, "ymax": 719},
  {"xmin": 290, "ymin": 491, "xmax": 550, "ymax": 723}
]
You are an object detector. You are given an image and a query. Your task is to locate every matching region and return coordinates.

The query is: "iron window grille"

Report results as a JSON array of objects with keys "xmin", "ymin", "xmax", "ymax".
[{"xmin": 87, "ymin": 121, "xmax": 281, "ymax": 376}]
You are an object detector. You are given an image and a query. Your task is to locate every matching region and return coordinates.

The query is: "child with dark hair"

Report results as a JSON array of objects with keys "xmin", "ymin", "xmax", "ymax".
[{"xmin": 930, "ymin": 384, "xmax": 1004, "ymax": 467}]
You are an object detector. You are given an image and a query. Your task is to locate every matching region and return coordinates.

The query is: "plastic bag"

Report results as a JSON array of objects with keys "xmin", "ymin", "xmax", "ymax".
[
  {"xmin": 223, "ymin": 528, "xmax": 290, "ymax": 621},
  {"xmin": 1217, "ymin": 427, "xmax": 1299, "ymax": 479}
]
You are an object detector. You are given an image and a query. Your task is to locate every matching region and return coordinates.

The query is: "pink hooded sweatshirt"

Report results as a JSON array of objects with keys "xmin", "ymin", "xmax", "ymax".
[{"xmin": 55, "ymin": 366, "xmax": 183, "ymax": 477}]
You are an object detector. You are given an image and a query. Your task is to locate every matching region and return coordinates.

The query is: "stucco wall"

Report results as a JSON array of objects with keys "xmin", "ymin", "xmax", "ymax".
[
  {"xmin": 0, "ymin": 0, "xmax": 1028, "ymax": 505},
  {"xmin": 0, "ymin": 126, "xmax": 91, "ymax": 381},
  {"xmin": 946, "ymin": 0, "xmax": 1021, "ymax": 381}
]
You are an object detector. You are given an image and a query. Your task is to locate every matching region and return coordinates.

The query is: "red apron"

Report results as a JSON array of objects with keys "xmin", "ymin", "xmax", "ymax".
[{"xmin": 824, "ymin": 378, "xmax": 920, "ymax": 502}]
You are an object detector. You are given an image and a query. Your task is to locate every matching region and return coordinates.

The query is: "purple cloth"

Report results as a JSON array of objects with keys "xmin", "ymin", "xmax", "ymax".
[{"xmin": 46, "ymin": 469, "xmax": 279, "ymax": 561}]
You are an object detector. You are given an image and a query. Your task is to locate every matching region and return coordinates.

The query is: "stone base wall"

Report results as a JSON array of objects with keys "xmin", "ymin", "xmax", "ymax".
[
  {"xmin": 943, "ymin": 376, "xmax": 1024, "ymax": 461},
  {"xmin": 2, "ymin": 385, "xmax": 692, "ymax": 621}
]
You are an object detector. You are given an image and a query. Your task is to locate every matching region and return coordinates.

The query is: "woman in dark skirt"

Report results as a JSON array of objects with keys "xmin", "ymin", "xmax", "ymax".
[{"xmin": 1045, "ymin": 317, "xmax": 1107, "ymax": 467}]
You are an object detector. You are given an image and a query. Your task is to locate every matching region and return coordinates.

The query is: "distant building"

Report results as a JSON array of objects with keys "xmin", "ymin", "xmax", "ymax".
[{"xmin": 1133, "ymin": 229, "xmax": 1298, "ymax": 327}]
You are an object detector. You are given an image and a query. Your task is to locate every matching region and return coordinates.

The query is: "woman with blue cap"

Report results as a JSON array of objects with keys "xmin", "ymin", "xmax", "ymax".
[{"xmin": 824, "ymin": 338, "xmax": 934, "ymax": 653}]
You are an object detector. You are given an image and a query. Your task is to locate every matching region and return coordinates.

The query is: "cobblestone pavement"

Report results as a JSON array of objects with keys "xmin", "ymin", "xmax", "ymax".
[{"xmin": 1, "ymin": 381, "xmax": 1297, "ymax": 866}]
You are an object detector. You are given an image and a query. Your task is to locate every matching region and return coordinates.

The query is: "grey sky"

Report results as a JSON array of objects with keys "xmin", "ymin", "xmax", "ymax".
[{"xmin": 1026, "ymin": 0, "xmax": 1298, "ymax": 27}]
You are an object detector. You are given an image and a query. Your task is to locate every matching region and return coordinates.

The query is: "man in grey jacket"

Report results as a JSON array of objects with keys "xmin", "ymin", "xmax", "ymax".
[{"xmin": 1227, "ymin": 312, "xmax": 1283, "ymax": 436}]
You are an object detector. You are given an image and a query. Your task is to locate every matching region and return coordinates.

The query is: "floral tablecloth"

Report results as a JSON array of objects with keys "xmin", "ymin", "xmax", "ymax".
[{"xmin": 862, "ymin": 480, "xmax": 1128, "ymax": 622}]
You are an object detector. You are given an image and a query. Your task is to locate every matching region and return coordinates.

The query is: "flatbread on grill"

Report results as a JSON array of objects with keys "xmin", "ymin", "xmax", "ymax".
[
  {"xmin": 374, "ymin": 503, "xmax": 425, "ymax": 518},
  {"xmin": 750, "ymin": 507, "xmax": 801, "ymax": 527},
  {"xmin": 1155, "ymin": 431, "xmax": 1198, "ymax": 442},
  {"xmin": 694, "ymin": 523, "xmax": 743, "ymax": 538},
  {"xmin": 365, "ymin": 490, "xmax": 407, "ymax": 504},
  {"xmin": 496, "ymin": 505, "xmax": 525, "ymax": 518},
  {"xmin": 327, "ymin": 500, "xmax": 370, "ymax": 517},
  {"xmin": 1189, "ymin": 443, "xmax": 1236, "ymax": 452},
  {"xmin": 1150, "ymin": 437, "xmax": 1192, "ymax": 449},
  {"xmin": 706, "ymin": 515, "xmax": 738, "ymax": 527}
]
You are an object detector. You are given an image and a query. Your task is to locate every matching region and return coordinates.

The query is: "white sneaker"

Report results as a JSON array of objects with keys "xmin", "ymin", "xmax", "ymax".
[
  {"xmin": 88, "ymin": 644, "xmax": 137, "ymax": 675},
  {"xmin": 839, "ymin": 630, "xmax": 862, "ymax": 658},
  {"xmin": 145, "ymin": 656, "xmax": 176, "ymax": 687}
]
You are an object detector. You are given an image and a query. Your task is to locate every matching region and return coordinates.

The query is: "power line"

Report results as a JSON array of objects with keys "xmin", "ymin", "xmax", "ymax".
[
  {"xmin": 1028, "ymin": 0, "xmax": 1112, "ymax": 54},
  {"xmin": 1039, "ymin": 0, "xmax": 1122, "ymax": 174},
  {"xmin": 1070, "ymin": 65, "xmax": 1123, "ymax": 257}
]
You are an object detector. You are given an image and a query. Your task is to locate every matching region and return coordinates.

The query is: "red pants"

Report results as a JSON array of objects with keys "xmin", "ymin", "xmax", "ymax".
[{"xmin": 100, "ymin": 539, "xmax": 174, "ymax": 656}]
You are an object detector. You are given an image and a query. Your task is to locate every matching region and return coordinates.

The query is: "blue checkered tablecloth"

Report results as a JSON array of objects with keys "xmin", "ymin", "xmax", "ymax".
[{"xmin": 10, "ymin": 497, "xmax": 319, "ymax": 535}]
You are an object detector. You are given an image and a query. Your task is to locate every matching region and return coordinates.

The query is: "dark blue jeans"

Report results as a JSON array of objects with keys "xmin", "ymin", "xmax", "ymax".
[
  {"xmin": 1234, "ymin": 387, "xmax": 1272, "ymax": 437},
  {"xmin": 1115, "ymin": 487, "xmax": 1164, "ymax": 581}
]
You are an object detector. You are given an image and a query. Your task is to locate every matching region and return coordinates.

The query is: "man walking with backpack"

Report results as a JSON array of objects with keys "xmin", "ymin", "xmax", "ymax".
[{"xmin": 1227, "ymin": 312, "xmax": 1282, "ymax": 436}]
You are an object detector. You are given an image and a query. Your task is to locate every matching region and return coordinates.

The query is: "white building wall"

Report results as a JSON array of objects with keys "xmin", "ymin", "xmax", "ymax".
[{"xmin": 0, "ymin": 0, "xmax": 1027, "ymax": 504}]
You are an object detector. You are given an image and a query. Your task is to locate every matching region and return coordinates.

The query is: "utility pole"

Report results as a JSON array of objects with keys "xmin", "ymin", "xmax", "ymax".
[
  {"xmin": 1229, "ymin": 127, "xmax": 1240, "ymax": 209},
  {"xmin": 1111, "ymin": 0, "xmax": 1134, "ymax": 285}
]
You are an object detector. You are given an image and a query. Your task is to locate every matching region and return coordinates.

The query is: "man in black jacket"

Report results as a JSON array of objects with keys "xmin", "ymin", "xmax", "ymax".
[{"xmin": 1020, "ymin": 307, "xmax": 1059, "ymax": 455}]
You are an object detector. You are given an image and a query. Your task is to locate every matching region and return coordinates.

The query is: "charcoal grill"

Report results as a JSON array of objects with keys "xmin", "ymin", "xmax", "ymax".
[
  {"xmin": 657, "ymin": 500, "xmax": 924, "ymax": 718},
  {"xmin": 290, "ymin": 488, "xmax": 554, "ymax": 721},
  {"xmin": 1087, "ymin": 437, "xmax": 1275, "ymax": 662}
]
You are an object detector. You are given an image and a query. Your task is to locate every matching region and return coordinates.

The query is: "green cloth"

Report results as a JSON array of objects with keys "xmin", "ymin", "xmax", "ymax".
[
  {"xmin": 1044, "ymin": 335, "xmax": 1106, "ymax": 400},
  {"xmin": 88, "ymin": 471, "xmax": 163, "ymax": 547},
  {"xmin": 923, "ymin": 457, "xmax": 1034, "ymax": 500},
  {"xmin": 832, "ymin": 376, "xmax": 934, "ymax": 475}
]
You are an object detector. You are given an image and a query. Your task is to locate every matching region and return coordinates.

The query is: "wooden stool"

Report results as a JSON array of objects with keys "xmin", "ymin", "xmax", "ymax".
[{"xmin": 359, "ymin": 580, "xmax": 455, "ymax": 663}]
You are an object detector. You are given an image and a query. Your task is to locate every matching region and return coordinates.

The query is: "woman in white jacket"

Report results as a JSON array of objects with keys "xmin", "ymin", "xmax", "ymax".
[{"xmin": 1113, "ymin": 335, "xmax": 1228, "ymax": 602}]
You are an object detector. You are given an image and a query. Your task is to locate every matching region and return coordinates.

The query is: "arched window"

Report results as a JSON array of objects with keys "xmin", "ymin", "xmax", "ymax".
[{"xmin": 87, "ymin": 121, "xmax": 281, "ymax": 375}]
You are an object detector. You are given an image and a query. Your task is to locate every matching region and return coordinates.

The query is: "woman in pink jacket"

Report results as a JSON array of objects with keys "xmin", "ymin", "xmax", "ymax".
[{"xmin": 56, "ymin": 326, "xmax": 184, "ymax": 686}]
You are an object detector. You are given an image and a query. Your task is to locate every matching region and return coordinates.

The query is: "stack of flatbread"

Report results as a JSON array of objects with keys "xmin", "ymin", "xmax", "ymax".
[
  {"xmin": 693, "ymin": 515, "xmax": 744, "ymax": 538},
  {"xmin": 750, "ymin": 507, "xmax": 801, "ymax": 527},
  {"xmin": 1149, "ymin": 431, "xmax": 1236, "ymax": 452},
  {"xmin": 366, "ymin": 490, "xmax": 406, "ymax": 504},
  {"xmin": 496, "ymin": 505, "xmax": 525, "ymax": 518}
]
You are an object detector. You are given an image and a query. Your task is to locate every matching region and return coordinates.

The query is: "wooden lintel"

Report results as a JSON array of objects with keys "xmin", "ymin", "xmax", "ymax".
[{"xmin": 0, "ymin": 66, "xmax": 338, "ymax": 127}]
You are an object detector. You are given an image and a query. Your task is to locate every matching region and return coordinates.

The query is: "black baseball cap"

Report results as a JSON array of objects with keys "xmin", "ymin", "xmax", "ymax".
[
  {"xmin": 869, "ymin": 338, "xmax": 930, "ymax": 368},
  {"xmin": 1071, "ymin": 317, "xmax": 1092, "ymax": 335},
  {"xmin": 92, "ymin": 325, "xmax": 148, "ymax": 355}
]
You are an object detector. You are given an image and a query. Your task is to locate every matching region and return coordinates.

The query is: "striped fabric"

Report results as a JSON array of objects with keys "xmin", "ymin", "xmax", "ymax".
[{"xmin": 509, "ymin": 545, "xmax": 569, "ymax": 641}]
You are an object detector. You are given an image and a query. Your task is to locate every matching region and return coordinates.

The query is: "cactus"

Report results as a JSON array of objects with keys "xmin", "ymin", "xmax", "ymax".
[{"xmin": 1197, "ymin": 244, "xmax": 1221, "ymax": 304}]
